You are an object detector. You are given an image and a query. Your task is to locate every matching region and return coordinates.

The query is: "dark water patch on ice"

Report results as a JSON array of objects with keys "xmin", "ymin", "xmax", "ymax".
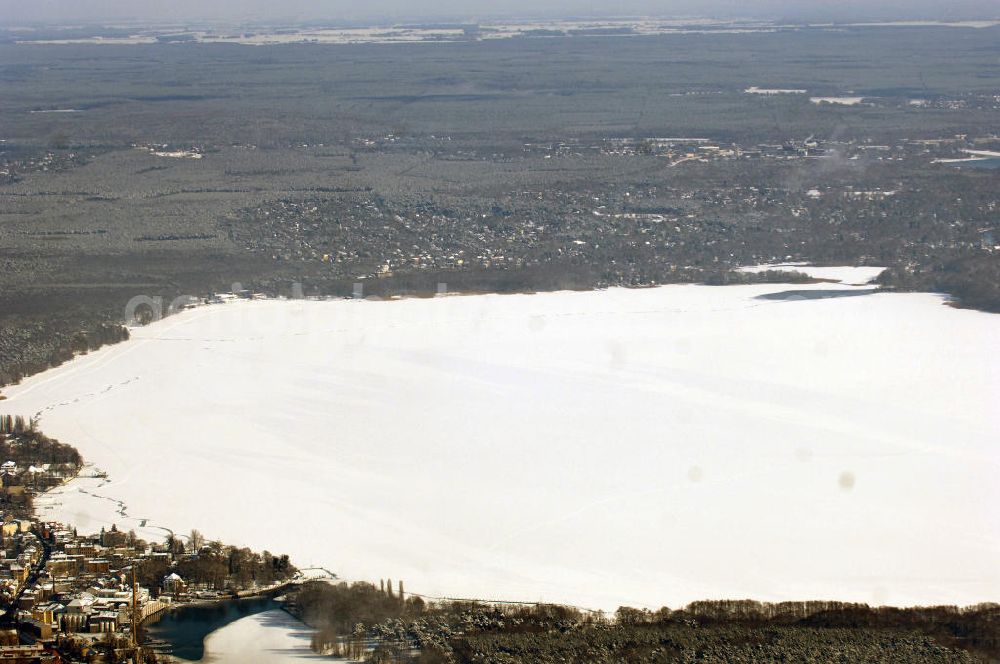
[{"xmin": 757, "ymin": 288, "xmax": 880, "ymax": 301}]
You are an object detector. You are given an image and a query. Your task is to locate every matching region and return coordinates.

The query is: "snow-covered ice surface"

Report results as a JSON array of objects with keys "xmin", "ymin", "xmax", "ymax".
[
  {"xmin": 4, "ymin": 277, "xmax": 999, "ymax": 611},
  {"xmin": 35, "ymin": 473, "xmax": 172, "ymax": 543},
  {"xmin": 201, "ymin": 610, "xmax": 327, "ymax": 663}
]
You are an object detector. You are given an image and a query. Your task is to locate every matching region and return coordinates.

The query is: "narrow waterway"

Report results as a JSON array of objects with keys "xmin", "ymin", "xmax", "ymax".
[{"xmin": 143, "ymin": 595, "xmax": 280, "ymax": 660}]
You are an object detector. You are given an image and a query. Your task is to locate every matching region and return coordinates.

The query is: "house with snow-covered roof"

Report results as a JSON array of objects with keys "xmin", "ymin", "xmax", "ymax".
[{"xmin": 163, "ymin": 572, "xmax": 186, "ymax": 596}]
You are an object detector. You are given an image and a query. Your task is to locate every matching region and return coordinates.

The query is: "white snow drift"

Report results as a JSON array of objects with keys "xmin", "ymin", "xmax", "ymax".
[{"xmin": 5, "ymin": 273, "xmax": 999, "ymax": 611}]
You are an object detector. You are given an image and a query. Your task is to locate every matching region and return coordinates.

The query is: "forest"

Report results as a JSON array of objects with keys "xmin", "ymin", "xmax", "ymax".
[
  {"xmin": 291, "ymin": 581, "xmax": 1000, "ymax": 663},
  {"xmin": 0, "ymin": 320, "xmax": 129, "ymax": 388}
]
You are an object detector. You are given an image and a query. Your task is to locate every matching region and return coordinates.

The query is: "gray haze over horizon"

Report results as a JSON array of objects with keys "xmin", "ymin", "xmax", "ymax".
[{"xmin": 3, "ymin": 0, "xmax": 998, "ymax": 26}]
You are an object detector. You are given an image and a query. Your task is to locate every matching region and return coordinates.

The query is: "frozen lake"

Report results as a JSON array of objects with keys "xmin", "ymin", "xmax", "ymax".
[{"xmin": 4, "ymin": 272, "xmax": 999, "ymax": 610}]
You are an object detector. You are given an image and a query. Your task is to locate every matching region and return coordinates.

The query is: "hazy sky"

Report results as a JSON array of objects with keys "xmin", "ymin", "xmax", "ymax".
[{"xmin": 2, "ymin": 0, "xmax": 997, "ymax": 25}]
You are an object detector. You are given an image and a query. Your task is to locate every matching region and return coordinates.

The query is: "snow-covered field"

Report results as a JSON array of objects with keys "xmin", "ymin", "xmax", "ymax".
[
  {"xmin": 4, "ymin": 271, "xmax": 999, "ymax": 611},
  {"xmin": 933, "ymin": 150, "xmax": 1000, "ymax": 166},
  {"xmin": 745, "ymin": 86, "xmax": 807, "ymax": 95},
  {"xmin": 810, "ymin": 96, "xmax": 865, "ymax": 106}
]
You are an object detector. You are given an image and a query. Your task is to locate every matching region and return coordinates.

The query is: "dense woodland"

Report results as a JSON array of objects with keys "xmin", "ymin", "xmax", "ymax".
[
  {"xmin": 0, "ymin": 321, "xmax": 129, "ymax": 388},
  {"xmin": 292, "ymin": 581, "xmax": 1000, "ymax": 663}
]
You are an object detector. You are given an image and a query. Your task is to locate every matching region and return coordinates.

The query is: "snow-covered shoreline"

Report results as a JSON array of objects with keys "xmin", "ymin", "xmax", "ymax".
[{"xmin": 7, "ymin": 272, "xmax": 999, "ymax": 611}]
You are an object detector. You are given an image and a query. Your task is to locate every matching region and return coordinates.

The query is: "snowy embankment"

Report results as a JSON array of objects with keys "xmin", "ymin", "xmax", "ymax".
[{"xmin": 5, "ymin": 268, "xmax": 1000, "ymax": 612}]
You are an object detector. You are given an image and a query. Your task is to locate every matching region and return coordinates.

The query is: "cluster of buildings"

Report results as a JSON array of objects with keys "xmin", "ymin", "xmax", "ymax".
[
  {"xmin": 0, "ymin": 517, "xmax": 185, "ymax": 662},
  {"xmin": 600, "ymin": 136, "xmax": 837, "ymax": 162}
]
